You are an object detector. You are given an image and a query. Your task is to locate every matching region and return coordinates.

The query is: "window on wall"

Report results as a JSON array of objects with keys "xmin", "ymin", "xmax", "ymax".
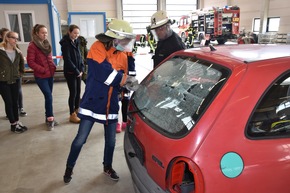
[
  {"xmin": 122, "ymin": 0, "xmax": 198, "ymax": 35},
  {"xmin": 267, "ymin": 17, "xmax": 280, "ymax": 32},
  {"xmin": 253, "ymin": 18, "xmax": 260, "ymax": 32},
  {"xmin": 122, "ymin": 0, "xmax": 157, "ymax": 35},
  {"xmin": 80, "ymin": 19, "xmax": 96, "ymax": 37},
  {"xmin": 5, "ymin": 11, "xmax": 34, "ymax": 43},
  {"xmin": 166, "ymin": 0, "xmax": 197, "ymax": 33},
  {"xmin": 253, "ymin": 17, "xmax": 280, "ymax": 32}
]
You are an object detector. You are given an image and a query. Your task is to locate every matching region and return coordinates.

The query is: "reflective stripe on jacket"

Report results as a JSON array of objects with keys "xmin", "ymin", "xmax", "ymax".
[{"xmin": 78, "ymin": 40, "xmax": 128, "ymax": 124}]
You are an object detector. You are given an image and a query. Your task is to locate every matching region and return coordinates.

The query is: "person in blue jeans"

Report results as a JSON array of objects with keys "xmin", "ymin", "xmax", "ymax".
[
  {"xmin": 34, "ymin": 76, "xmax": 54, "ymax": 121},
  {"xmin": 63, "ymin": 19, "xmax": 137, "ymax": 184},
  {"xmin": 27, "ymin": 24, "xmax": 58, "ymax": 131}
]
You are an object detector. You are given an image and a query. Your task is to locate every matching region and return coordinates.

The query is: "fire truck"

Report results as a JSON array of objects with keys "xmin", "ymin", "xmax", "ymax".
[{"xmin": 178, "ymin": 6, "xmax": 240, "ymax": 45}]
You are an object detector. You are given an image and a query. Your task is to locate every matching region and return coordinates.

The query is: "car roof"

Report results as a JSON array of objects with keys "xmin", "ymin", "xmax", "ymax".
[{"xmin": 184, "ymin": 44, "xmax": 290, "ymax": 63}]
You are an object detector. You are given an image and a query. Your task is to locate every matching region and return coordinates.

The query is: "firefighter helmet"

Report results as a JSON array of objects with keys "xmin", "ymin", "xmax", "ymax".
[
  {"xmin": 105, "ymin": 19, "xmax": 135, "ymax": 40},
  {"xmin": 150, "ymin": 10, "xmax": 172, "ymax": 29}
]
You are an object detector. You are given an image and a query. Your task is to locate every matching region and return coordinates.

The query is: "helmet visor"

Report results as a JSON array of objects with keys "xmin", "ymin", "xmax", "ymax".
[
  {"xmin": 150, "ymin": 24, "xmax": 169, "ymax": 41},
  {"xmin": 114, "ymin": 38, "xmax": 136, "ymax": 52}
]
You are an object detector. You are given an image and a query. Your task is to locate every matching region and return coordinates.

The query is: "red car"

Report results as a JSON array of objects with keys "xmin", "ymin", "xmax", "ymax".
[{"xmin": 124, "ymin": 44, "xmax": 290, "ymax": 193}]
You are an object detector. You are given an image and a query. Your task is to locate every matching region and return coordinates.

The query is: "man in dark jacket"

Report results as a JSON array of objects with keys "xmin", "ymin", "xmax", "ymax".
[{"xmin": 149, "ymin": 10, "xmax": 185, "ymax": 68}]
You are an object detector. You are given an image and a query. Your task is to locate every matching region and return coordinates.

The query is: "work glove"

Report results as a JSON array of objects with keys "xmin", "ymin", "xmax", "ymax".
[{"xmin": 124, "ymin": 75, "xmax": 139, "ymax": 91}]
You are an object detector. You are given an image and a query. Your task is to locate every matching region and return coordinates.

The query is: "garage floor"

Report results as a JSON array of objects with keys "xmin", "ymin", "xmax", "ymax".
[{"xmin": 0, "ymin": 49, "xmax": 153, "ymax": 193}]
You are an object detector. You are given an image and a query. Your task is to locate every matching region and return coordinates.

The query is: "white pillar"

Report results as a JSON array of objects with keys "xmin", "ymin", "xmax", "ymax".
[
  {"xmin": 66, "ymin": 0, "xmax": 72, "ymax": 12},
  {"xmin": 116, "ymin": 0, "xmax": 122, "ymax": 19},
  {"xmin": 259, "ymin": 0, "xmax": 269, "ymax": 33},
  {"xmin": 158, "ymin": 0, "xmax": 166, "ymax": 10}
]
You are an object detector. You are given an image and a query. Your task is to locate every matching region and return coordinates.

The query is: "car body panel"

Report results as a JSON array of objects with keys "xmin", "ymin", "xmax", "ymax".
[{"xmin": 124, "ymin": 44, "xmax": 290, "ymax": 193}]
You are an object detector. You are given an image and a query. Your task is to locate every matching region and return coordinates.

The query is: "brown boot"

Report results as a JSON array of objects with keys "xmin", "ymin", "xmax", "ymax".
[{"xmin": 69, "ymin": 112, "xmax": 80, "ymax": 123}]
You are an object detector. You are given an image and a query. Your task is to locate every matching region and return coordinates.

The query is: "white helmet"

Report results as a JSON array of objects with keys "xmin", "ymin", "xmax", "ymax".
[
  {"xmin": 105, "ymin": 19, "xmax": 135, "ymax": 40},
  {"xmin": 150, "ymin": 10, "xmax": 172, "ymax": 29}
]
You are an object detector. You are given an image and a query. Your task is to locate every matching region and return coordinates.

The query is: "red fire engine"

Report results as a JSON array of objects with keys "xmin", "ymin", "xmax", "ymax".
[{"xmin": 178, "ymin": 6, "xmax": 240, "ymax": 45}]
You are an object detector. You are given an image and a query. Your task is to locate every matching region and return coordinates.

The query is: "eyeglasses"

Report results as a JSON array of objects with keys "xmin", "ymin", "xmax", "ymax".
[{"xmin": 8, "ymin": 37, "xmax": 19, "ymax": 41}]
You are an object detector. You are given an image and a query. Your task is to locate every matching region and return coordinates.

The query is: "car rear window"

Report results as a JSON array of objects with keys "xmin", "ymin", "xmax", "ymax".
[
  {"xmin": 247, "ymin": 72, "xmax": 290, "ymax": 139},
  {"xmin": 132, "ymin": 56, "xmax": 229, "ymax": 138}
]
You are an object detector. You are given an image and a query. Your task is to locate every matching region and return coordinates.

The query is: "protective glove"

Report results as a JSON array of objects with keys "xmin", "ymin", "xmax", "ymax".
[{"xmin": 124, "ymin": 75, "xmax": 139, "ymax": 91}]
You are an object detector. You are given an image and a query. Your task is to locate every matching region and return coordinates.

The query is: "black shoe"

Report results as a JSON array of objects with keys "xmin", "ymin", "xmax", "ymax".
[
  {"xmin": 63, "ymin": 166, "xmax": 73, "ymax": 184},
  {"xmin": 11, "ymin": 123, "xmax": 26, "ymax": 134},
  {"xmin": 19, "ymin": 108, "xmax": 27, "ymax": 117},
  {"xmin": 17, "ymin": 121, "xmax": 28, "ymax": 131},
  {"xmin": 103, "ymin": 166, "xmax": 119, "ymax": 181}
]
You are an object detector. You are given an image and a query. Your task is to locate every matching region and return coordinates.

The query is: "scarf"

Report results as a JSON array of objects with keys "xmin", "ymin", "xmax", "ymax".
[{"xmin": 32, "ymin": 34, "xmax": 52, "ymax": 55}]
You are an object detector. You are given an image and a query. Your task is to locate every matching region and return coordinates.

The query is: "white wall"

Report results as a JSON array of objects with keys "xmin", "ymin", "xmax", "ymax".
[
  {"xmin": 68, "ymin": 0, "xmax": 116, "ymax": 18},
  {"xmin": 53, "ymin": 0, "xmax": 68, "ymax": 23},
  {"xmin": 268, "ymin": 0, "xmax": 290, "ymax": 32},
  {"xmin": 53, "ymin": 0, "xmax": 290, "ymax": 33},
  {"xmin": 0, "ymin": 4, "xmax": 51, "ymax": 57}
]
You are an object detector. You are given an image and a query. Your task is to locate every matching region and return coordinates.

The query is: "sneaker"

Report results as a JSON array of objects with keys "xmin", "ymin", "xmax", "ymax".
[
  {"xmin": 45, "ymin": 118, "xmax": 59, "ymax": 126},
  {"xmin": 19, "ymin": 108, "xmax": 27, "ymax": 117},
  {"xmin": 103, "ymin": 166, "xmax": 119, "ymax": 181},
  {"xmin": 46, "ymin": 120, "xmax": 54, "ymax": 131},
  {"xmin": 11, "ymin": 123, "xmax": 26, "ymax": 134},
  {"xmin": 63, "ymin": 166, "xmax": 73, "ymax": 184},
  {"xmin": 17, "ymin": 121, "xmax": 28, "ymax": 131},
  {"xmin": 121, "ymin": 122, "xmax": 127, "ymax": 131},
  {"xmin": 116, "ymin": 123, "xmax": 122, "ymax": 133},
  {"xmin": 54, "ymin": 120, "xmax": 59, "ymax": 126}
]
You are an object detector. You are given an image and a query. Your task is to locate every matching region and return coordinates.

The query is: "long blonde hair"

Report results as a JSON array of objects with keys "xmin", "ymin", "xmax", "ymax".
[{"xmin": 0, "ymin": 31, "xmax": 18, "ymax": 49}]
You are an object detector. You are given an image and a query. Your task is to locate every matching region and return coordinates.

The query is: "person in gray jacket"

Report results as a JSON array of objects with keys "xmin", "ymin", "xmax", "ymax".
[{"xmin": 0, "ymin": 31, "xmax": 28, "ymax": 133}]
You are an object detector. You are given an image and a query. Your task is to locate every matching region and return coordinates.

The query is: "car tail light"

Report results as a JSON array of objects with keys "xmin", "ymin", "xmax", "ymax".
[{"xmin": 166, "ymin": 157, "xmax": 204, "ymax": 193}]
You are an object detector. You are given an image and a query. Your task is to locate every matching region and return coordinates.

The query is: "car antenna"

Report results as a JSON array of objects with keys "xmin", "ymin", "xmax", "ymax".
[{"xmin": 209, "ymin": 44, "xmax": 216, "ymax": 51}]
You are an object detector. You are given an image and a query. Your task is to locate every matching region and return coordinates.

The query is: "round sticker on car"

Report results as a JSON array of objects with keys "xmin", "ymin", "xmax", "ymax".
[{"xmin": 220, "ymin": 152, "xmax": 244, "ymax": 178}]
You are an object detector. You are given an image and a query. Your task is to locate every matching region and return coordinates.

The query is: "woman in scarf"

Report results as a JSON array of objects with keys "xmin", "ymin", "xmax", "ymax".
[{"xmin": 27, "ymin": 24, "xmax": 58, "ymax": 131}]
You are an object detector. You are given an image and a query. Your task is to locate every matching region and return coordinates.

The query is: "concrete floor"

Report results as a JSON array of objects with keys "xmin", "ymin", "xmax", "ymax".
[{"xmin": 0, "ymin": 50, "xmax": 153, "ymax": 193}]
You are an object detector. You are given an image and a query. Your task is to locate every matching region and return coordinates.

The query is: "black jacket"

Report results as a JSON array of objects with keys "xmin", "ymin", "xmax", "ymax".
[
  {"xmin": 153, "ymin": 31, "xmax": 185, "ymax": 68},
  {"xmin": 59, "ymin": 34, "xmax": 84, "ymax": 75}
]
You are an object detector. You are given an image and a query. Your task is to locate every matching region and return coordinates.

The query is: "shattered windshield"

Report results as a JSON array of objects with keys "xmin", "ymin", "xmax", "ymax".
[{"xmin": 133, "ymin": 56, "xmax": 229, "ymax": 137}]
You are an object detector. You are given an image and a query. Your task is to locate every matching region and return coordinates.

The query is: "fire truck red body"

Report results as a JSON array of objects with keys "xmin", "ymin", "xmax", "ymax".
[{"xmin": 178, "ymin": 6, "xmax": 240, "ymax": 45}]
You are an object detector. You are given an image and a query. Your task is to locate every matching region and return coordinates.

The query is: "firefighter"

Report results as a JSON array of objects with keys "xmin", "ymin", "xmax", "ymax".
[
  {"xmin": 63, "ymin": 19, "xmax": 138, "ymax": 183},
  {"xmin": 149, "ymin": 10, "xmax": 185, "ymax": 68},
  {"xmin": 146, "ymin": 26, "xmax": 156, "ymax": 54},
  {"xmin": 139, "ymin": 34, "xmax": 146, "ymax": 48},
  {"xmin": 185, "ymin": 24, "xmax": 196, "ymax": 48}
]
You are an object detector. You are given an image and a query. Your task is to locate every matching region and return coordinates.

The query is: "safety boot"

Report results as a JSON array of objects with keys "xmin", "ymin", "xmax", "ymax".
[{"xmin": 69, "ymin": 112, "xmax": 80, "ymax": 123}]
